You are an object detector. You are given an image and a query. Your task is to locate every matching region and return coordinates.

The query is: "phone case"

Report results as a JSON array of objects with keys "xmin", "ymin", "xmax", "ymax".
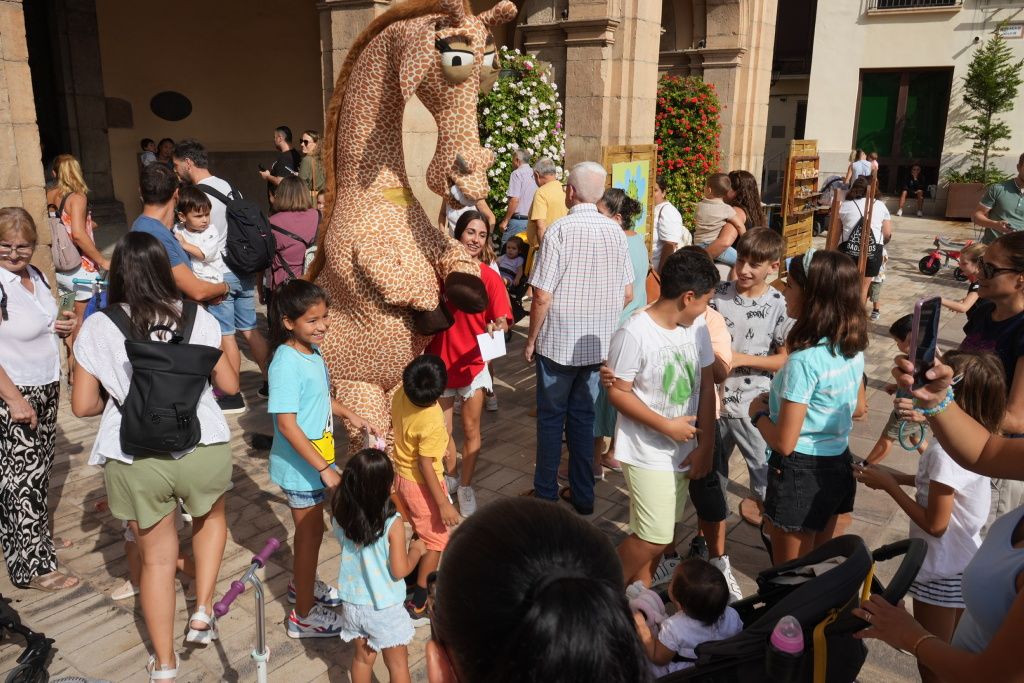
[{"xmin": 908, "ymin": 296, "xmax": 941, "ymax": 389}]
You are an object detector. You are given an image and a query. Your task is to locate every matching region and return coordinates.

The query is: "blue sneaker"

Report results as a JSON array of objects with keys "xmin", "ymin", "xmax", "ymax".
[
  {"xmin": 286, "ymin": 604, "xmax": 344, "ymax": 639},
  {"xmin": 287, "ymin": 578, "xmax": 343, "ymax": 608}
]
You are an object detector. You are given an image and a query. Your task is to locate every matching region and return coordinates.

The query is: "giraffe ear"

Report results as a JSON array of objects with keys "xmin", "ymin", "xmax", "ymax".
[
  {"xmin": 440, "ymin": 0, "xmax": 467, "ymax": 25},
  {"xmin": 478, "ymin": 0, "xmax": 517, "ymax": 27},
  {"xmin": 395, "ymin": 23, "xmax": 432, "ymax": 102}
]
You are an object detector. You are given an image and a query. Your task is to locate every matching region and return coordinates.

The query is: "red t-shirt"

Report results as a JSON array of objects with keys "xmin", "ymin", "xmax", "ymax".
[{"xmin": 427, "ymin": 262, "xmax": 512, "ymax": 388}]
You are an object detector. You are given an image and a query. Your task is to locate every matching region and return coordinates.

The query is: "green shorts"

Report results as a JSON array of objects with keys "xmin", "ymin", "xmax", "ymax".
[
  {"xmin": 622, "ymin": 462, "xmax": 689, "ymax": 545},
  {"xmin": 868, "ymin": 281, "xmax": 883, "ymax": 303},
  {"xmin": 104, "ymin": 442, "xmax": 232, "ymax": 530}
]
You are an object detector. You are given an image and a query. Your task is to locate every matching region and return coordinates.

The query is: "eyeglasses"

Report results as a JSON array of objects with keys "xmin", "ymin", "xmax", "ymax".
[
  {"xmin": 0, "ymin": 243, "xmax": 35, "ymax": 255},
  {"xmin": 300, "ymin": 139, "xmax": 313, "ymax": 146},
  {"xmin": 979, "ymin": 259, "xmax": 1023, "ymax": 280}
]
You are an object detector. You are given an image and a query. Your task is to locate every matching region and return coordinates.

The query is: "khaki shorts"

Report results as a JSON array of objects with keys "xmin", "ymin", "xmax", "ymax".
[
  {"xmin": 104, "ymin": 442, "xmax": 232, "ymax": 530},
  {"xmin": 623, "ymin": 462, "xmax": 689, "ymax": 545}
]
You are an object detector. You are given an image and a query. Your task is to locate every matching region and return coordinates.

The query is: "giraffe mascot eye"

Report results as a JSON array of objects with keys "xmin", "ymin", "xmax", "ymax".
[{"xmin": 436, "ymin": 38, "xmax": 476, "ymax": 83}]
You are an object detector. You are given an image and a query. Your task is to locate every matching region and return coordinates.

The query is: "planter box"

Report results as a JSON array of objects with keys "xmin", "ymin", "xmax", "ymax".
[{"xmin": 945, "ymin": 182, "xmax": 986, "ymax": 219}]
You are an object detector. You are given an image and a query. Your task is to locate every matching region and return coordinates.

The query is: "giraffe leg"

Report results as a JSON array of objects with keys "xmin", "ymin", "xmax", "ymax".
[{"xmin": 332, "ymin": 379, "xmax": 392, "ymax": 461}]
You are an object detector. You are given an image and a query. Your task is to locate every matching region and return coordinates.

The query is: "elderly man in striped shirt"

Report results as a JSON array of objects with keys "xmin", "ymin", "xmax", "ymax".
[{"xmin": 524, "ymin": 161, "xmax": 635, "ymax": 515}]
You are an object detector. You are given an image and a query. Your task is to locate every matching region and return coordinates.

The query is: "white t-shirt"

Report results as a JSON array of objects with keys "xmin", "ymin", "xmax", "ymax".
[
  {"xmin": 446, "ymin": 184, "xmax": 476, "ymax": 234},
  {"xmin": 652, "ymin": 607, "xmax": 743, "ymax": 676},
  {"xmin": 73, "ymin": 304, "xmax": 230, "ymax": 466},
  {"xmin": 911, "ymin": 441, "xmax": 990, "ymax": 583},
  {"xmin": 607, "ymin": 311, "xmax": 714, "ymax": 472},
  {"xmin": 173, "ymin": 225, "xmax": 224, "ymax": 284},
  {"xmin": 839, "ymin": 198, "xmax": 890, "ymax": 245},
  {"xmin": 652, "ymin": 201, "xmax": 689, "ymax": 270},
  {"xmin": 0, "ymin": 266, "xmax": 60, "ymax": 386},
  {"xmin": 197, "ymin": 176, "xmax": 233, "ymax": 277}
]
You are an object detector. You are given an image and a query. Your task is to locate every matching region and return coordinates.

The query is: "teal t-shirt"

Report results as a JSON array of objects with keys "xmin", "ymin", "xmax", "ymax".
[
  {"xmin": 768, "ymin": 343, "xmax": 863, "ymax": 456},
  {"xmin": 980, "ymin": 178, "xmax": 1024, "ymax": 244},
  {"xmin": 268, "ymin": 344, "xmax": 333, "ymax": 492}
]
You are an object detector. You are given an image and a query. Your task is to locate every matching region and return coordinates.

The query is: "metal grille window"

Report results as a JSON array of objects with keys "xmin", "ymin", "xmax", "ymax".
[{"xmin": 867, "ymin": 0, "xmax": 962, "ymax": 9}]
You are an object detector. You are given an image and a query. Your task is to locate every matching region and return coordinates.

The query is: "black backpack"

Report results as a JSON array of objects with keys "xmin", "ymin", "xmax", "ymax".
[
  {"xmin": 0, "ymin": 266, "xmax": 49, "ymax": 322},
  {"xmin": 198, "ymin": 184, "xmax": 275, "ymax": 275},
  {"xmin": 102, "ymin": 302, "xmax": 222, "ymax": 457}
]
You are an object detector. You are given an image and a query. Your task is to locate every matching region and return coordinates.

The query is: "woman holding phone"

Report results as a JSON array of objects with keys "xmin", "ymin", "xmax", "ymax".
[{"xmin": 0, "ymin": 207, "xmax": 78, "ymax": 591}]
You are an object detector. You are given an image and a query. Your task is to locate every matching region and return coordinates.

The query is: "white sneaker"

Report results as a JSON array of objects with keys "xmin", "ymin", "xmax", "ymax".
[
  {"xmin": 445, "ymin": 474, "xmax": 460, "ymax": 496},
  {"xmin": 710, "ymin": 555, "xmax": 743, "ymax": 603},
  {"xmin": 896, "ymin": 209, "xmax": 903, "ymax": 217},
  {"xmin": 287, "ymin": 577, "xmax": 343, "ymax": 608},
  {"xmin": 485, "ymin": 391, "xmax": 498, "ymax": 412},
  {"xmin": 286, "ymin": 603, "xmax": 344, "ymax": 639},
  {"xmin": 651, "ymin": 554, "xmax": 681, "ymax": 588},
  {"xmin": 457, "ymin": 485, "xmax": 478, "ymax": 516},
  {"xmin": 916, "ymin": 210, "xmax": 923, "ymax": 217}
]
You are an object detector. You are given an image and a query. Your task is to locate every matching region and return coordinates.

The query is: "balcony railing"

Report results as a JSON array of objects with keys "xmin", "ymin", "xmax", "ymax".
[{"xmin": 867, "ymin": 0, "xmax": 962, "ymax": 10}]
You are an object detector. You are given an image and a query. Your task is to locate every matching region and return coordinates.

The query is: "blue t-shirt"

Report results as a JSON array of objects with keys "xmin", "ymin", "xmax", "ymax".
[
  {"xmin": 334, "ymin": 514, "xmax": 406, "ymax": 609},
  {"xmin": 130, "ymin": 215, "xmax": 191, "ymax": 269},
  {"xmin": 768, "ymin": 343, "xmax": 864, "ymax": 456},
  {"xmin": 268, "ymin": 345, "xmax": 333, "ymax": 492}
]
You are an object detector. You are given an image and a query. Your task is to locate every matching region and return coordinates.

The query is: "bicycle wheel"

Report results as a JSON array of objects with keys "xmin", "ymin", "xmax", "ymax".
[
  {"xmin": 5, "ymin": 663, "xmax": 47, "ymax": 683},
  {"xmin": 918, "ymin": 256, "xmax": 941, "ymax": 275}
]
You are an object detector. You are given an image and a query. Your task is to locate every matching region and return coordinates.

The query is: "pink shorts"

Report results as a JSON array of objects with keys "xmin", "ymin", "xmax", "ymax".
[{"xmin": 394, "ymin": 475, "xmax": 450, "ymax": 552}]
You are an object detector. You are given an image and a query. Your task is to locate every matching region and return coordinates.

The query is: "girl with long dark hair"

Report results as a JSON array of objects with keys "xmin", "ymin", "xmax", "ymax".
[
  {"xmin": 71, "ymin": 231, "xmax": 238, "ymax": 681},
  {"xmin": 727, "ymin": 170, "xmax": 766, "ymax": 229}
]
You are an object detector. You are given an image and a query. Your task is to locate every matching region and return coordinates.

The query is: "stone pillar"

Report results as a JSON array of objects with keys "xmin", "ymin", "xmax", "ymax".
[
  {"xmin": 50, "ymin": 0, "xmax": 124, "ymax": 224},
  {"xmin": 318, "ymin": 0, "xmax": 392, "ymax": 109},
  {"xmin": 0, "ymin": 0, "xmax": 52, "ymax": 276}
]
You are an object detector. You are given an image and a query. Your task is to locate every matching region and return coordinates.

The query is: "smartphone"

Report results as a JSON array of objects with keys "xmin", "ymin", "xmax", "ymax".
[
  {"xmin": 257, "ymin": 163, "xmax": 267, "ymax": 172},
  {"xmin": 907, "ymin": 296, "xmax": 941, "ymax": 390},
  {"xmin": 58, "ymin": 290, "xmax": 76, "ymax": 314}
]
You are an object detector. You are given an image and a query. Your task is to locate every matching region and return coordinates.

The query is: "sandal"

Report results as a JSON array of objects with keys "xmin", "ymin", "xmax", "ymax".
[
  {"xmin": 111, "ymin": 579, "xmax": 139, "ymax": 601},
  {"xmin": 54, "ymin": 536, "xmax": 74, "ymax": 550},
  {"xmin": 26, "ymin": 570, "xmax": 79, "ymax": 592},
  {"xmin": 147, "ymin": 653, "xmax": 178, "ymax": 681},
  {"xmin": 185, "ymin": 606, "xmax": 218, "ymax": 644}
]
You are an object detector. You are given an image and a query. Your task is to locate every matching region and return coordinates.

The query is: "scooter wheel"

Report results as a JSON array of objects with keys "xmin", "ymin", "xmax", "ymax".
[
  {"xmin": 918, "ymin": 256, "xmax": 941, "ymax": 276},
  {"xmin": 953, "ymin": 267, "xmax": 968, "ymax": 282}
]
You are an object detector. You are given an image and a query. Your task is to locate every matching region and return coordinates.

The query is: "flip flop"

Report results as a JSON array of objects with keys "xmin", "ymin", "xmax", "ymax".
[
  {"xmin": 54, "ymin": 536, "xmax": 74, "ymax": 550},
  {"xmin": 27, "ymin": 570, "xmax": 80, "ymax": 592}
]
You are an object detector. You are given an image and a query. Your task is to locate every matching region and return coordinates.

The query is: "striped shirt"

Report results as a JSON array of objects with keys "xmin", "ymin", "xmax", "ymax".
[{"xmin": 529, "ymin": 204, "xmax": 634, "ymax": 366}]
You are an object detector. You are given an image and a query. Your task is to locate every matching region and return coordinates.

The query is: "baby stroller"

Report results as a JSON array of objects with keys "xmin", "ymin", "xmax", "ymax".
[
  {"xmin": 1, "ymin": 595, "xmax": 53, "ymax": 683},
  {"xmin": 659, "ymin": 535, "xmax": 925, "ymax": 683}
]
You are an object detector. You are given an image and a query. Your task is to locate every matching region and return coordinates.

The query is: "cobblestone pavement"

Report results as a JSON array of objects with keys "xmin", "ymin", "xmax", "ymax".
[{"xmin": 1, "ymin": 213, "xmax": 982, "ymax": 681}]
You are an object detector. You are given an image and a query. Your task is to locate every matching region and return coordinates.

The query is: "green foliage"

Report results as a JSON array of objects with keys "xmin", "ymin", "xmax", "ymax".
[
  {"xmin": 951, "ymin": 26, "xmax": 1024, "ymax": 178},
  {"xmin": 479, "ymin": 47, "xmax": 566, "ymax": 213},
  {"xmin": 654, "ymin": 75, "xmax": 722, "ymax": 225},
  {"xmin": 944, "ymin": 165, "xmax": 1011, "ymax": 185}
]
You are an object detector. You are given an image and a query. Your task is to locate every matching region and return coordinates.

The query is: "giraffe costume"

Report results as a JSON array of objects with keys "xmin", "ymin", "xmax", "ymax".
[{"xmin": 307, "ymin": 0, "xmax": 517, "ymax": 452}]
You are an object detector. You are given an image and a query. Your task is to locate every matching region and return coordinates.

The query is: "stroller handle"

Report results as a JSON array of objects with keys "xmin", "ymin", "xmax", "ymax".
[
  {"xmin": 871, "ymin": 538, "xmax": 927, "ymax": 605},
  {"xmin": 214, "ymin": 580, "xmax": 246, "ymax": 618}
]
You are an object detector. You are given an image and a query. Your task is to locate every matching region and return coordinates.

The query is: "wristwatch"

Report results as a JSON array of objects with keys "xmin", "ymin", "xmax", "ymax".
[{"xmin": 750, "ymin": 410, "xmax": 770, "ymax": 427}]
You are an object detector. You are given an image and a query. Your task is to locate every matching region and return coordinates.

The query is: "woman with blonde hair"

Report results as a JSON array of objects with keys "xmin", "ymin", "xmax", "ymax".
[
  {"xmin": 46, "ymin": 154, "xmax": 107, "ymax": 378},
  {"xmin": 0, "ymin": 207, "xmax": 78, "ymax": 591},
  {"xmin": 298, "ymin": 130, "xmax": 325, "ymax": 200}
]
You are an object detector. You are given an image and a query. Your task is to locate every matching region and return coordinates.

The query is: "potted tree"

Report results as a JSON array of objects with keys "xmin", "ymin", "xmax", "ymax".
[{"xmin": 944, "ymin": 26, "xmax": 1023, "ymax": 218}]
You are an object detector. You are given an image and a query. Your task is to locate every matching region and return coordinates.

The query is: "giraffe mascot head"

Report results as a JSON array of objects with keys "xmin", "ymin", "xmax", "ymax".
[{"xmin": 306, "ymin": 0, "xmax": 518, "ymax": 453}]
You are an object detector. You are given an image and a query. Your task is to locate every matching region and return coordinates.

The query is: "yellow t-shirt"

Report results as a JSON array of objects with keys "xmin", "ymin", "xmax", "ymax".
[
  {"xmin": 527, "ymin": 179, "xmax": 568, "ymax": 248},
  {"xmin": 391, "ymin": 387, "xmax": 449, "ymax": 484}
]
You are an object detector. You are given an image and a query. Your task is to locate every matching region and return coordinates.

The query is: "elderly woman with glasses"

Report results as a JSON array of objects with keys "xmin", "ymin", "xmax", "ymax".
[
  {"xmin": 298, "ymin": 130, "xmax": 325, "ymax": 201},
  {"xmin": 0, "ymin": 207, "xmax": 78, "ymax": 591}
]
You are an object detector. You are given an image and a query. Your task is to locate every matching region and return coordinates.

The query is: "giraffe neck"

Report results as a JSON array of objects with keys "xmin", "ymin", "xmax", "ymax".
[{"xmin": 335, "ymin": 48, "xmax": 411, "ymax": 195}]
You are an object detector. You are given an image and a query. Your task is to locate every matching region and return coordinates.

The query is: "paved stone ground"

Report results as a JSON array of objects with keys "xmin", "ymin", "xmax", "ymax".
[{"xmin": 0, "ymin": 213, "xmax": 983, "ymax": 682}]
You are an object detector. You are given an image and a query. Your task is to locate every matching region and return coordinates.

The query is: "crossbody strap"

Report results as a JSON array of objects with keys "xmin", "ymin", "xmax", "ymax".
[
  {"xmin": 271, "ymin": 224, "xmax": 313, "ymax": 248},
  {"xmin": 197, "ymin": 184, "xmax": 233, "ymax": 205},
  {"xmin": 57, "ymin": 194, "xmax": 72, "ymax": 219}
]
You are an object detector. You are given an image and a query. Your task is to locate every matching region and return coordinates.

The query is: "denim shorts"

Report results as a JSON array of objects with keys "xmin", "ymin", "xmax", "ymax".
[
  {"xmin": 339, "ymin": 601, "xmax": 415, "ymax": 651},
  {"xmin": 280, "ymin": 464, "xmax": 338, "ymax": 509},
  {"xmin": 441, "ymin": 365, "xmax": 493, "ymax": 400},
  {"xmin": 763, "ymin": 450, "xmax": 856, "ymax": 533},
  {"xmin": 207, "ymin": 270, "xmax": 257, "ymax": 334}
]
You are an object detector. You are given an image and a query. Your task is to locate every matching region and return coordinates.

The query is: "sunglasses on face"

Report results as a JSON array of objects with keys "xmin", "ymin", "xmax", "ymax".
[
  {"xmin": 979, "ymin": 259, "xmax": 1023, "ymax": 280},
  {"xmin": 300, "ymin": 139, "xmax": 313, "ymax": 146}
]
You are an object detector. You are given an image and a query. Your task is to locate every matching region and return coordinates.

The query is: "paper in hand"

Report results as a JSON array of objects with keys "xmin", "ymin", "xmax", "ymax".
[{"xmin": 476, "ymin": 331, "xmax": 506, "ymax": 362}]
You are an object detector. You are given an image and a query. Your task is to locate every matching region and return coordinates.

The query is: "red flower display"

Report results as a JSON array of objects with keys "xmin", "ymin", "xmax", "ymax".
[{"xmin": 654, "ymin": 75, "xmax": 722, "ymax": 226}]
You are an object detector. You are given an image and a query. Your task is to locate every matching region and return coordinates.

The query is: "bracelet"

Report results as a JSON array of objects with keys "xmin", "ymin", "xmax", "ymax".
[
  {"xmin": 912, "ymin": 633, "xmax": 938, "ymax": 658},
  {"xmin": 750, "ymin": 410, "xmax": 770, "ymax": 427},
  {"xmin": 318, "ymin": 463, "xmax": 331, "ymax": 473},
  {"xmin": 913, "ymin": 387, "xmax": 954, "ymax": 417}
]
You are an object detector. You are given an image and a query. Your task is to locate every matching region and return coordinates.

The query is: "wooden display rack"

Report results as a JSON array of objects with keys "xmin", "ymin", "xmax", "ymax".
[{"xmin": 780, "ymin": 140, "xmax": 820, "ymax": 265}]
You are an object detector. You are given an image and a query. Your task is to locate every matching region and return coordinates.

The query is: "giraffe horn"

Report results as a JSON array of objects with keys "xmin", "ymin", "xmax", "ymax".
[
  {"xmin": 440, "ymin": 0, "xmax": 467, "ymax": 24},
  {"xmin": 478, "ymin": 0, "xmax": 517, "ymax": 27}
]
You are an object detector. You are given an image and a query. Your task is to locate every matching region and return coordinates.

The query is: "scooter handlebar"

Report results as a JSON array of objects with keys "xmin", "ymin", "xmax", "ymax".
[
  {"xmin": 252, "ymin": 537, "xmax": 281, "ymax": 569},
  {"xmin": 214, "ymin": 580, "xmax": 246, "ymax": 618}
]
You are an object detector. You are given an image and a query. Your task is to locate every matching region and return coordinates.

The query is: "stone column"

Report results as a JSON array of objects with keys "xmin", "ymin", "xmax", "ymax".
[
  {"xmin": 0, "ymin": 0, "xmax": 52, "ymax": 276},
  {"xmin": 50, "ymin": 0, "xmax": 124, "ymax": 225},
  {"xmin": 318, "ymin": 0, "xmax": 393, "ymax": 109}
]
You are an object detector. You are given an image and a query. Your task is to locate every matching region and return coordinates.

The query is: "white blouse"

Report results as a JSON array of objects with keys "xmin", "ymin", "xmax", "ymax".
[{"xmin": 0, "ymin": 266, "xmax": 60, "ymax": 386}]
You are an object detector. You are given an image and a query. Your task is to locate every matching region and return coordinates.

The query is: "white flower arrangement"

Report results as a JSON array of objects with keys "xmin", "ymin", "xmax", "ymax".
[{"xmin": 478, "ymin": 46, "xmax": 566, "ymax": 212}]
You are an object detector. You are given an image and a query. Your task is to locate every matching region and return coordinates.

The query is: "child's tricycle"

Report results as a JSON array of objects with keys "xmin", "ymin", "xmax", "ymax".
[{"xmin": 918, "ymin": 236, "xmax": 972, "ymax": 280}]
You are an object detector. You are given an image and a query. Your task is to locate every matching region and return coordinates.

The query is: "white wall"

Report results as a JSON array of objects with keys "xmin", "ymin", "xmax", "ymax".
[{"xmin": 805, "ymin": 1, "xmax": 1024, "ymax": 182}]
